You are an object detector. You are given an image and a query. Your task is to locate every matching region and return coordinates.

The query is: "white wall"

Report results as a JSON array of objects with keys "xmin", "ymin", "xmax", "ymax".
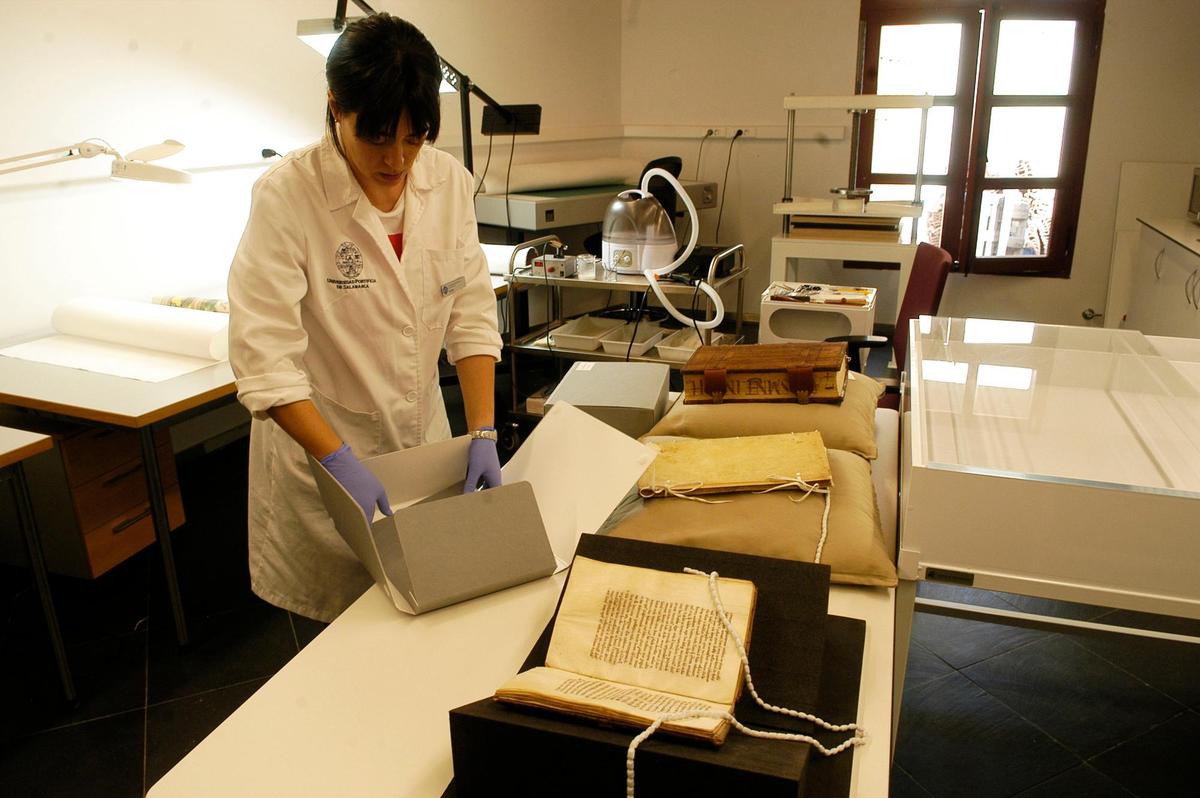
[
  {"xmin": 619, "ymin": 0, "xmax": 871, "ymax": 317},
  {"xmin": 619, "ymin": 0, "xmax": 1200, "ymax": 326},
  {"xmin": 0, "ymin": 0, "xmax": 622, "ymax": 341},
  {"xmin": 942, "ymin": 0, "xmax": 1200, "ymax": 325},
  {"xmin": 4, "ymin": 0, "xmax": 1199, "ymax": 342}
]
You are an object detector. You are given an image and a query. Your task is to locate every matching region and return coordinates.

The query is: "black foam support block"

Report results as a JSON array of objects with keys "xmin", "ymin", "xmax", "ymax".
[{"xmin": 448, "ymin": 535, "xmax": 865, "ymax": 797}]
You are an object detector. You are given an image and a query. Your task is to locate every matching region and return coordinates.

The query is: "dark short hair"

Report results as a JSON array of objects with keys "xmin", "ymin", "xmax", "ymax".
[{"xmin": 325, "ymin": 13, "xmax": 441, "ymax": 154}]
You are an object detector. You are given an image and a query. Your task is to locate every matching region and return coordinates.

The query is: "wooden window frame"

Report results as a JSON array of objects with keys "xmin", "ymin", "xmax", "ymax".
[{"xmin": 857, "ymin": 0, "xmax": 1105, "ymax": 277}]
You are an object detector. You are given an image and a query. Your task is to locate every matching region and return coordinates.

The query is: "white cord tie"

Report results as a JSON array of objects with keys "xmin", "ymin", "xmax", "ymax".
[
  {"xmin": 640, "ymin": 481, "xmax": 733, "ymax": 504},
  {"xmin": 624, "ymin": 567, "xmax": 864, "ymax": 797},
  {"xmin": 758, "ymin": 474, "xmax": 834, "ymax": 564}
]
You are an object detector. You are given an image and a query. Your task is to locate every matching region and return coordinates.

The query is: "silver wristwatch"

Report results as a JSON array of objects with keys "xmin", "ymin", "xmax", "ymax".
[{"xmin": 469, "ymin": 427, "xmax": 498, "ymax": 441}]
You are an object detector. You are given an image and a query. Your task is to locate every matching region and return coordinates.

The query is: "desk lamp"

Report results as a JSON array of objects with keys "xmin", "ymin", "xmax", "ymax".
[
  {"xmin": 296, "ymin": 0, "xmax": 541, "ymax": 174},
  {"xmin": 0, "ymin": 139, "xmax": 191, "ymax": 183}
]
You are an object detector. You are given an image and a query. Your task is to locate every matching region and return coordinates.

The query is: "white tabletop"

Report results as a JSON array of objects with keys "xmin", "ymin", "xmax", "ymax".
[
  {"xmin": 147, "ymin": 577, "xmax": 894, "ymax": 798},
  {"xmin": 0, "ymin": 355, "xmax": 235, "ymax": 427},
  {"xmin": 0, "ymin": 425, "xmax": 52, "ymax": 469},
  {"xmin": 909, "ymin": 317, "xmax": 1200, "ymax": 494}
]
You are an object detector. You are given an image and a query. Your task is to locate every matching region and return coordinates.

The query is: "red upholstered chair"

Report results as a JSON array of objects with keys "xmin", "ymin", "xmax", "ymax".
[{"xmin": 828, "ymin": 242, "xmax": 952, "ymax": 408}]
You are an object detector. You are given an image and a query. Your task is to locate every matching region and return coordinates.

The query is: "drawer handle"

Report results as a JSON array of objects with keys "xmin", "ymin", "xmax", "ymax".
[
  {"xmin": 112, "ymin": 507, "xmax": 152, "ymax": 535},
  {"xmin": 1153, "ymin": 248, "xmax": 1165, "ymax": 279},
  {"xmin": 1188, "ymin": 269, "xmax": 1200, "ymax": 309},
  {"xmin": 101, "ymin": 463, "xmax": 144, "ymax": 488}
]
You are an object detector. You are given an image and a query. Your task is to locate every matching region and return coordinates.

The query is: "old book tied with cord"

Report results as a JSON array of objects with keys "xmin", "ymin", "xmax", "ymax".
[
  {"xmin": 682, "ymin": 343, "xmax": 848, "ymax": 405},
  {"xmin": 638, "ymin": 432, "xmax": 833, "ymax": 498},
  {"xmin": 493, "ymin": 556, "xmax": 757, "ymax": 745}
]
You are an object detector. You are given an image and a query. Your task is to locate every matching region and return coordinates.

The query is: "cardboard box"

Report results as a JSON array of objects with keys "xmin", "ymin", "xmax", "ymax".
[
  {"xmin": 545, "ymin": 362, "xmax": 670, "ymax": 439},
  {"xmin": 309, "ymin": 403, "xmax": 657, "ymax": 615}
]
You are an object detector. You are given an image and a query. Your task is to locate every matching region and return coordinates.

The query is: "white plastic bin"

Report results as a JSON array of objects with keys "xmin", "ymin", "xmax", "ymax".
[
  {"xmin": 598, "ymin": 323, "xmax": 667, "ymax": 357},
  {"xmin": 547, "ymin": 315, "xmax": 626, "ymax": 351}
]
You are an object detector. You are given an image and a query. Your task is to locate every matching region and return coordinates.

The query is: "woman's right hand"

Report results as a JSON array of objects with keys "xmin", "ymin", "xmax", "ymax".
[{"xmin": 320, "ymin": 443, "xmax": 392, "ymax": 521}]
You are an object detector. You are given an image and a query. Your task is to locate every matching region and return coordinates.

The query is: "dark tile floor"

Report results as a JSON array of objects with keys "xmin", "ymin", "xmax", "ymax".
[{"xmin": 2, "ymin": 430, "xmax": 1199, "ymax": 796}]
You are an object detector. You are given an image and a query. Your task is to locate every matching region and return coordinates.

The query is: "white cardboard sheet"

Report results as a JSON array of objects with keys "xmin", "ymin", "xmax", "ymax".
[
  {"xmin": 501, "ymin": 402, "xmax": 657, "ymax": 568},
  {"xmin": 0, "ymin": 297, "xmax": 228, "ymax": 382},
  {"xmin": 0, "ymin": 333, "xmax": 220, "ymax": 383}
]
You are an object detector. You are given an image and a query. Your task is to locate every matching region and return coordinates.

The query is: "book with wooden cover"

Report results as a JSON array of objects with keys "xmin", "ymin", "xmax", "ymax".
[
  {"xmin": 638, "ymin": 431, "xmax": 832, "ymax": 497},
  {"xmin": 682, "ymin": 343, "xmax": 848, "ymax": 405},
  {"xmin": 493, "ymin": 556, "xmax": 757, "ymax": 745}
]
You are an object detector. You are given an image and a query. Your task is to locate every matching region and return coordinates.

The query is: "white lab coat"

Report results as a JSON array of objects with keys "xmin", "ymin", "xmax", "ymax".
[{"xmin": 228, "ymin": 136, "xmax": 501, "ymax": 621}]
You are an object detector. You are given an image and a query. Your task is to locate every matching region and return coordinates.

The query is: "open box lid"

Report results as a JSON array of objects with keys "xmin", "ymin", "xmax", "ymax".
[{"xmin": 309, "ymin": 403, "xmax": 657, "ymax": 615}]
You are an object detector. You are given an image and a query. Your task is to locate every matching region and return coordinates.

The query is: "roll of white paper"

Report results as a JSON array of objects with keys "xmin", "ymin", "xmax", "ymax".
[
  {"xmin": 479, "ymin": 158, "xmax": 642, "ymax": 196},
  {"xmin": 51, "ymin": 297, "xmax": 229, "ymax": 361}
]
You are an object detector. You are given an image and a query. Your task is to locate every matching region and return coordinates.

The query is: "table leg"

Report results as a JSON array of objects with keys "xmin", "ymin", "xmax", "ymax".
[
  {"xmin": 9, "ymin": 463, "xmax": 76, "ymax": 702},
  {"xmin": 891, "ymin": 577, "xmax": 917, "ymax": 761},
  {"xmin": 770, "ymin": 245, "xmax": 790, "ymax": 283},
  {"xmin": 139, "ymin": 427, "xmax": 189, "ymax": 646}
]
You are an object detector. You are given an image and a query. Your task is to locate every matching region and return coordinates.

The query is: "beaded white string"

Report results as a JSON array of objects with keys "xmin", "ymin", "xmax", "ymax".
[
  {"xmin": 758, "ymin": 473, "xmax": 834, "ymax": 563},
  {"xmin": 624, "ymin": 567, "xmax": 865, "ymax": 798}
]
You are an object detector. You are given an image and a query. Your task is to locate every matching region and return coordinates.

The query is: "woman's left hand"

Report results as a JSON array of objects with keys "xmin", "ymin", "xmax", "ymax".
[{"xmin": 464, "ymin": 438, "xmax": 502, "ymax": 492}]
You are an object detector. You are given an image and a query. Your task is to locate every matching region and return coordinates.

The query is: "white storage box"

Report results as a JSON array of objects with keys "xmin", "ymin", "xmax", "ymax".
[
  {"xmin": 759, "ymin": 282, "xmax": 877, "ymax": 343},
  {"xmin": 654, "ymin": 329, "xmax": 734, "ymax": 362},
  {"xmin": 546, "ymin": 315, "xmax": 625, "ymax": 351},
  {"xmin": 598, "ymin": 323, "xmax": 667, "ymax": 357}
]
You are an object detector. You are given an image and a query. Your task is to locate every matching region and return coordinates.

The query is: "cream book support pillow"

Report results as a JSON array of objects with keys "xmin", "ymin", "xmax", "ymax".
[
  {"xmin": 647, "ymin": 372, "xmax": 884, "ymax": 460},
  {"xmin": 611, "ymin": 446, "xmax": 895, "ymax": 588}
]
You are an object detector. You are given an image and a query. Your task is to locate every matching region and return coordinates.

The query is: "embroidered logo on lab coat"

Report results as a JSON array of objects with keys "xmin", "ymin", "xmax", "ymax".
[{"xmin": 335, "ymin": 241, "xmax": 364, "ymax": 278}]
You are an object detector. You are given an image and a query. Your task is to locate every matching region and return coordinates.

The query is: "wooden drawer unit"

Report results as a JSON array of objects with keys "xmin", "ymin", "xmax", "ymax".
[{"xmin": 1, "ymin": 420, "xmax": 184, "ymax": 578}]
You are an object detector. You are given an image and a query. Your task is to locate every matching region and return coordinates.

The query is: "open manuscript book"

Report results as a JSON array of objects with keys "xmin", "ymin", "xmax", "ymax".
[{"xmin": 494, "ymin": 557, "xmax": 756, "ymax": 745}]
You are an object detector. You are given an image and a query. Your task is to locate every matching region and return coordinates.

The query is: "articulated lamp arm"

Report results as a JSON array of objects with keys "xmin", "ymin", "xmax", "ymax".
[{"xmin": 0, "ymin": 141, "xmax": 119, "ymax": 177}]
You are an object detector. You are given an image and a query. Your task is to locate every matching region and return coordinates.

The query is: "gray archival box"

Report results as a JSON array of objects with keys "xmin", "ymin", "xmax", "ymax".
[
  {"xmin": 545, "ymin": 361, "xmax": 669, "ymax": 439},
  {"xmin": 309, "ymin": 439, "xmax": 557, "ymax": 615}
]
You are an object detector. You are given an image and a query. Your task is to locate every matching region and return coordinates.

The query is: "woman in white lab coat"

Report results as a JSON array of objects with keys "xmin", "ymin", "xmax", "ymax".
[{"xmin": 228, "ymin": 14, "xmax": 503, "ymax": 622}]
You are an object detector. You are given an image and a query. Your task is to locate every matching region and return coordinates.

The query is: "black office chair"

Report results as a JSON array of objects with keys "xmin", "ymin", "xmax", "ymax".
[{"xmin": 584, "ymin": 156, "xmax": 684, "ymax": 258}]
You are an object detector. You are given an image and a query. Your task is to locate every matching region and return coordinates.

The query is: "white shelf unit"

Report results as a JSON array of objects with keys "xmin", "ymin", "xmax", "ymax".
[
  {"xmin": 503, "ymin": 248, "xmax": 748, "ymax": 419},
  {"xmin": 772, "ymin": 94, "xmax": 933, "ymax": 322}
]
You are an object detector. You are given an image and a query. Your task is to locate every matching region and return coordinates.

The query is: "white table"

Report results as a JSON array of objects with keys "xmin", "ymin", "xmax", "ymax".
[
  {"xmin": 148, "ymin": 577, "xmax": 894, "ymax": 798},
  {"xmin": 0, "ymin": 355, "xmax": 237, "ymax": 646},
  {"xmin": 899, "ymin": 318, "xmax": 1200, "ymax": 618},
  {"xmin": 759, "ymin": 283, "xmax": 878, "ymax": 344}
]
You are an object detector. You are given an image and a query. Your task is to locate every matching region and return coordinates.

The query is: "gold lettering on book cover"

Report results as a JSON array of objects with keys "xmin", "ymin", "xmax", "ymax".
[{"xmin": 589, "ymin": 590, "xmax": 729, "ymax": 682}]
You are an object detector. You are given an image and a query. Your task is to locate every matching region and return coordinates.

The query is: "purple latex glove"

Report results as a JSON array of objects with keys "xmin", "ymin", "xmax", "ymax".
[
  {"xmin": 320, "ymin": 443, "xmax": 392, "ymax": 521},
  {"xmin": 464, "ymin": 436, "xmax": 502, "ymax": 493}
]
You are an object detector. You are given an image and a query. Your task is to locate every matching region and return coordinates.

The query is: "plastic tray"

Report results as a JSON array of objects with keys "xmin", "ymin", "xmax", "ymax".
[
  {"xmin": 598, "ymin": 323, "xmax": 667, "ymax": 357},
  {"xmin": 654, "ymin": 329, "xmax": 733, "ymax": 362},
  {"xmin": 546, "ymin": 315, "xmax": 626, "ymax": 351}
]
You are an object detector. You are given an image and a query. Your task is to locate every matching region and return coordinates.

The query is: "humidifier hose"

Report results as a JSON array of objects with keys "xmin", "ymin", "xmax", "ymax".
[{"xmin": 637, "ymin": 167, "xmax": 724, "ymax": 330}]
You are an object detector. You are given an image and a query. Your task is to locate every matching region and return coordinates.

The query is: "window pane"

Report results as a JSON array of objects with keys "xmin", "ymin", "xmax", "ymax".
[
  {"xmin": 984, "ymin": 107, "xmax": 1065, "ymax": 177},
  {"xmin": 868, "ymin": 184, "xmax": 948, "ymax": 247},
  {"xmin": 994, "ymin": 20, "xmax": 1076, "ymax": 95},
  {"xmin": 878, "ymin": 23, "xmax": 962, "ymax": 95},
  {"xmin": 870, "ymin": 107, "xmax": 953, "ymax": 175},
  {"xmin": 974, "ymin": 188, "xmax": 1056, "ymax": 257}
]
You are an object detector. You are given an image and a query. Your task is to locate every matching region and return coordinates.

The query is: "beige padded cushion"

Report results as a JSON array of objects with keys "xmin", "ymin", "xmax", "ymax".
[
  {"xmin": 647, "ymin": 372, "xmax": 884, "ymax": 459},
  {"xmin": 609, "ymin": 447, "xmax": 897, "ymax": 587}
]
